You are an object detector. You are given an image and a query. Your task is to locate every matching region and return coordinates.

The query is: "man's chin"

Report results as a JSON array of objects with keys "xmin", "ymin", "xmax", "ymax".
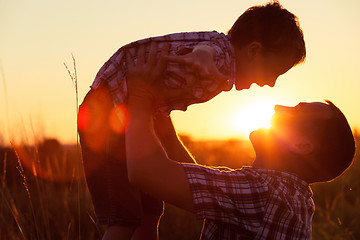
[
  {"xmin": 249, "ymin": 127, "xmax": 270, "ymax": 140},
  {"xmin": 250, "ymin": 128, "xmax": 274, "ymax": 157},
  {"xmin": 251, "ymin": 127, "xmax": 269, "ymax": 134}
]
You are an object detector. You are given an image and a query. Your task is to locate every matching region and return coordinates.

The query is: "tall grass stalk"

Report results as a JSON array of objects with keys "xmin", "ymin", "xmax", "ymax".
[
  {"xmin": 64, "ymin": 54, "xmax": 82, "ymax": 240},
  {"xmin": 28, "ymin": 115, "xmax": 52, "ymax": 238},
  {"xmin": 0, "ymin": 152, "xmax": 25, "ymax": 239},
  {"xmin": 0, "ymin": 184, "xmax": 25, "ymax": 238},
  {"xmin": 0, "ymin": 60, "xmax": 10, "ymax": 146},
  {"xmin": 13, "ymin": 146, "xmax": 41, "ymax": 239},
  {"xmin": 33, "ymin": 146, "xmax": 51, "ymax": 239}
]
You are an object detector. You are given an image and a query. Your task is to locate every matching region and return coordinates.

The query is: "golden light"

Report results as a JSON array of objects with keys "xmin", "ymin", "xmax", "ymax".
[
  {"xmin": 109, "ymin": 104, "xmax": 129, "ymax": 134},
  {"xmin": 231, "ymin": 100, "xmax": 276, "ymax": 137}
]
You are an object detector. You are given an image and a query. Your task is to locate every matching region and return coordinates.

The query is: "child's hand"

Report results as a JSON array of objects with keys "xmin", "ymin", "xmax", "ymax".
[{"xmin": 164, "ymin": 45, "xmax": 228, "ymax": 84}]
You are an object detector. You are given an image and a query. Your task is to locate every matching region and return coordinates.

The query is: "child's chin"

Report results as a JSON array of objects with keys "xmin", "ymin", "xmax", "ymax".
[{"xmin": 235, "ymin": 83, "xmax": 251, "ymax": 90}]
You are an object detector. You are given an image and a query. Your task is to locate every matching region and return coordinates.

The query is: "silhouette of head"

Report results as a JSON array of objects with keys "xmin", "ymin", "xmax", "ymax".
[
  {"xmin": 228, "ymin": 1, "xmax": 306, "ymax": 66},
  {"xmin": 250, "ymin": 101, "xmax": 355, "ymax": 183}
]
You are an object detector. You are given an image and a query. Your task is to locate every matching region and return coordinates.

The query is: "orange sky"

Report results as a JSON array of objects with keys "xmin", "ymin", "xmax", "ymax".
[{"xmin": 1, "ymin": 0, "xmax": 360, "ymax": 145}]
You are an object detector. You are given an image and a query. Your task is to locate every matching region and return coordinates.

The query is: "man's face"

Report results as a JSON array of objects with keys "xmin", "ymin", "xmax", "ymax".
[{"xmin": 249, "ymin": 102, "xmax": 333, "ymax": 157}]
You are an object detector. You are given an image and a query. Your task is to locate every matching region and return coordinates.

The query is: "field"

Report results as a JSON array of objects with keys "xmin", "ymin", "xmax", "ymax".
[{"xmin": 0, "ymin": 134, "xmax": 359, "ymax": 239}]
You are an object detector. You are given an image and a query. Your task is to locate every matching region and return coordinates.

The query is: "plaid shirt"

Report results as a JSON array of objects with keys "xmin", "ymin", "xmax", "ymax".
[
  {"xmin": 183, "ymin": 164, "xmax": 314, "ymax": 240},
  {"xmin": 91, "ymin": 31, "xmax": 235, "ymax": 114}
]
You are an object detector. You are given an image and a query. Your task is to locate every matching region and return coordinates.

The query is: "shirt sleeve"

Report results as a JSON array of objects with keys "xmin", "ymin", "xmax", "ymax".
[
  {"xmin": 182, "ymin": 164, "xmax": 268, "ymax": 229},
  {"xmin": 91, "ymin": 31, "xmax": 234, "ymax": 114}
]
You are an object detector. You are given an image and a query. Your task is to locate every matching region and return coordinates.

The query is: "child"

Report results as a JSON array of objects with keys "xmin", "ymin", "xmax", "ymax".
[{"xmin": 78, "ymin": 1, "xmax": 306, "ymax": 239}]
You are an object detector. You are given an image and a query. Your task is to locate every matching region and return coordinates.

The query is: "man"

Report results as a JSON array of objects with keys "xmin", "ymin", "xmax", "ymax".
[{"xmin": 124, "ymin": 46, "xmax": 355, "ymax": 239}]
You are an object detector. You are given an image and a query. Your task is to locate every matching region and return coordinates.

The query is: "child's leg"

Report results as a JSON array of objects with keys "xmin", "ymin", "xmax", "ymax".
[
  {"xmin": 131, "ymin": 193, "xmax": 164, "ymax": 240},
  {"xmin": 78, "ymin": 86, "xmax": 141, "ymax": 239},
  {"xmin": 78, "ymin": 85, "xmax": 162, "ymax": 239},
  {"xmin": 102, "ymin": 225, "xmax": 137, "ymax": 240},
  {"xmin": 131, "ymin": 214, "xmax": 161, "ymax": 240}
]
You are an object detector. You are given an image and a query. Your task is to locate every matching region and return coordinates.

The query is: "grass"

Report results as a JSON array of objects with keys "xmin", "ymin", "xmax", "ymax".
[
  {"xmin": 0, "ymin": 135, "xmax": 359, "ymax": 239},
  {"xmin": 0, "ymin": 141, "xmax": 101, "ymax": 239}
]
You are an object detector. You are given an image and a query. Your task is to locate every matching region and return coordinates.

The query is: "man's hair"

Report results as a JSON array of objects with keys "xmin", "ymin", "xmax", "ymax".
[
  {"xmin": 228, "ymin": 1, "xmax": 306, "ymax": 66},
  {"xmin": 305, "ymin": 100, "xmax": 355, "ymax": 183}
]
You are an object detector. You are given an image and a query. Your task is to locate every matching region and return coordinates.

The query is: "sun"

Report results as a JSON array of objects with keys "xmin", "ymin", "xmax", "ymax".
[{"xmin": 231, "ymin": 100, "xmax": 276, "ymax": 137}]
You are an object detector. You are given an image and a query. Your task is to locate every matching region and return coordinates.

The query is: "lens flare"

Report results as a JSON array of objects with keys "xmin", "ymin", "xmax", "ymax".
[
  {"xmin": 109, "ymin": 104, "xmax": 129, "ymax": 134},
  {"xmin": 77, "ymin": 105, "xmax": 90, "ymax": 131}
]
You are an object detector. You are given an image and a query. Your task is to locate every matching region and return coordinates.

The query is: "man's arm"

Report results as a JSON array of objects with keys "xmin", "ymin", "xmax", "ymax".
[
  {"xmin": 126, "ymin": 96, "xmax": 194, "ymax": 212},
  {"xmin": 153, "ymin": 114, "xmax": 196, "ymax": 164},
  {"xmin": 125, "ymin": 42, "xmax": 195, "ymax": 212}
]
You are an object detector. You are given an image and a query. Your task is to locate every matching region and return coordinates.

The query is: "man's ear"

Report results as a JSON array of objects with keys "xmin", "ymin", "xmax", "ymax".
[
  {"xmin": 246, "ymin": 42, "xmax": 263, "ymax": 61},
  {"xmin": 290, "ymin": 139, "xmax": 314, "ymax": 155}
]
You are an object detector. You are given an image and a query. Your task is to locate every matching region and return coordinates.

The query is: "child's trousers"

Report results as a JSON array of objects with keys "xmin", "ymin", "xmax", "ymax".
[{"xmin": 78, "ymin": 83, "xmax": 163, "ymax": 226}]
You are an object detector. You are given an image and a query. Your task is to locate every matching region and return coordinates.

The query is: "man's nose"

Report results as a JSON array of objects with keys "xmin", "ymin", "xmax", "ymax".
[{"xmin": 274, "ymin": 105, "xmax": 293, "ymax": 114}]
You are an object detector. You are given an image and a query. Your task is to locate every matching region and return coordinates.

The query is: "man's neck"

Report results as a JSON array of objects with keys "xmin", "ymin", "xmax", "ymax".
[{"xmin": 252, "ymin": 156, "xmax": 291, "ymax": 173}]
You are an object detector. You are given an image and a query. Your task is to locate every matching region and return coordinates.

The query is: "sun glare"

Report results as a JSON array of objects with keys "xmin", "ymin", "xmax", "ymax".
[{"xmin": 231, "ymin": 100, "xmax": 276, "ymax": 137}]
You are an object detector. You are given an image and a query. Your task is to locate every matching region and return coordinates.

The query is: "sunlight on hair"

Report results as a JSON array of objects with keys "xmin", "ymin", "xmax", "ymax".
[{"xmin": 231, "ymin": 100, "xmax": 276, "ymax": 137}]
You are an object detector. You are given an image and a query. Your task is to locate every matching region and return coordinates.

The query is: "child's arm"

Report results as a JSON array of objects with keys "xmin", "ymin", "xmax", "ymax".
[{"xmin": 164, "ymin": 44, "xmax": 228, "ymax": 82}]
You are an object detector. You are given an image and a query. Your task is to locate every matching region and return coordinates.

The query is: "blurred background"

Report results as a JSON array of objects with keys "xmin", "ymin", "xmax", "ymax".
[{"xmin": 1, "ymin": 0, "xmax": 360, "ymax": 239}]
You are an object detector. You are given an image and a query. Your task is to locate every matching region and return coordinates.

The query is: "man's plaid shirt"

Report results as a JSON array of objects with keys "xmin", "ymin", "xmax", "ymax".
[
  {"xmin": 91, "ymin": 31, "xmax": 235, "ymax": 114},
  {"xmin": 183, "ymin": 164, "xmax": 314, "ymax": 240}
]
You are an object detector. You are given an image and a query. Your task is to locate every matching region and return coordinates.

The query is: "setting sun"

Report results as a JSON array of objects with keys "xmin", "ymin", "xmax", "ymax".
[{"xmin": 231, "ymin": 100, "xmax": 276, "ymax": 137}]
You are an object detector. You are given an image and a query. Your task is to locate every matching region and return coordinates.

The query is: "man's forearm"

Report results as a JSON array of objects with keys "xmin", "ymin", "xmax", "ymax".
[
  {"xmin": 125, "ymin": 96, "xmax": 166, "ymax": 183},
  {"xmin": 125, "ymin": 95, "xmax": 195, "ymax": 211},
  {"xmin": 124, "ymin": 42, "xmax": 195, "ymax": 211},
  {"xmin": 153, "ymin": 115, "xmax": 196, "ymax": 164}
]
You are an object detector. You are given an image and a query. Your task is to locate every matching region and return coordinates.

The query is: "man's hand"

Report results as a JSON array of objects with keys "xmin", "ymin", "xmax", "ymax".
[
  {"xmin": 126, "ymin": 42, "xmax": 169, "ymax": 101},
  {"xmin": 126, "ymin": 42, "xmax": 194, "ymax": 105}
]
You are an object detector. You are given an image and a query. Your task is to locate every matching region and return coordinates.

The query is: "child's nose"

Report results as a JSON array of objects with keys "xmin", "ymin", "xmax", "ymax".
[
  {"xmin": 266, "ymin": 76, "xmax": 278, "ymax": 87},
  {"xmin": 268, "ymin": 81, "xmax": 275, "ymax": 87}
]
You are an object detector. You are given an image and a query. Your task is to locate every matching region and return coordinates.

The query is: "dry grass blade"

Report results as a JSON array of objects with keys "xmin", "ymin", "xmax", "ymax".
[
  {"xmin": 64, "ymin": 54, "xmax": 82, "ymax": 240},
  {"xmin": 0, "ymin": 60, "xmax": 10, "ymax": 144},
  {"xmin": 63, "ymin": 54, "xmax": 79, "ymax": 114}
]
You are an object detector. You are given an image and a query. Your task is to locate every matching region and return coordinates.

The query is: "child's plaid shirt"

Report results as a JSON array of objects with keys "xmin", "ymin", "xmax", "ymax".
[
  {"xmin": 183, "ymin": 164, "xmax": 314, "ymax": 240},
  {"xmin": 91, "ymin": 31, "xmax": 236, "ymax": 114}
]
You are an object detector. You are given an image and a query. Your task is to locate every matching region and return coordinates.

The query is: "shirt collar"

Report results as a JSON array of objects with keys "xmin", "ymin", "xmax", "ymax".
[{"xmin": 244, "ymin": 166, "xmax": 313, "ymax": 198}]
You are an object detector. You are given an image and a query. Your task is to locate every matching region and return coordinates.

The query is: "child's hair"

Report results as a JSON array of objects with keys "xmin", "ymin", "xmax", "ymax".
[
  {"xmin": 305, "ymin": 101, "xmax": 355, "ymax": 183},
  {"xmin": 228, "ymin": 1, "xmax": 306, "ymax": 66}
]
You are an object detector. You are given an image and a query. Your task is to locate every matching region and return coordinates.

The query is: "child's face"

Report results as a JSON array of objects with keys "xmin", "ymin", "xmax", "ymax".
[{"xmin": 234, "ymin": 44, "xmax": 295, "ymax": 90}]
